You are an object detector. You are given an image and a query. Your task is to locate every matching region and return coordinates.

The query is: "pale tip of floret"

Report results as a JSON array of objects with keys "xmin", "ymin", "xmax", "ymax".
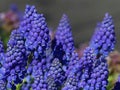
[
  {"xmin": 62, "ymin": 13, "xmax": 69, "ymax": 21},
  {"xmin": 104, "ymin": 12, "xmax": 112, "ymax": 19},
  {"xmin": 26, "ymin": 4, "xmax": 30, "ymax": 8},
  {"xmin": 26, "ymin": 4, "xmax": 32, "ymax": 10},
  {"xmin": 31, "ymin": 5, "xmax": 35, "ymax": 9},
  {"xmin": 105, "ymin": 12, "xmax": 109, "ymax": 17},
  {"xmin": 62, "ymin": 13, "xmax": 67, "ymax": 17}
]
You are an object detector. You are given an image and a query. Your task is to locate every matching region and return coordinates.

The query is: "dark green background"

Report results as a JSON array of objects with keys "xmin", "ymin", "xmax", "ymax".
[{"xmin": 0, "ymin": 0, "xmax": 120, "ymax": 49}]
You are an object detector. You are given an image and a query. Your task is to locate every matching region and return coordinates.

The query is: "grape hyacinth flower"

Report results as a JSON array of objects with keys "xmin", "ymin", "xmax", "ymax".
[
  {"xmin": 31, "ymin": 60, "xmax": 47, "ymax": 90},
  {"xmin": 22, "ymin": 5, "xmax": 50, "ymax": 59},
  {"xmin": 61, "ymin": 13, "xmax": 116, "ymax": 89},
  {"xmin": 55, "ymin": 14, "xmax": 75, "ymax": 55},
  {"xmin": 0, "ymin": 4, "xmax": 117, "ymax": 90},
  {"xmin": 20, "ymin": 5, "xmax": 37, "ymax": 38},
  {"xmin": 24, "ymin": 57, "xmax": 48, "ymax": 90},
  {"xmin": 90, "ymin": 13, "xmax": 116, "ymax": 57},
  {"xmin": 0, "ymin": 40, "xmax": 5, "ymax": 90},
  {"xmin": 63, "ymin": 47, "xmax": 96, "ymax": 90},
  {"xmin": 77, "ymin": 14, "xmax": 115, "ymax": 90},
  {"xmin": 78, "ymin": 13, "xmax": 115, "ymax": 90},
  {"xmin": 47, "ymin": 58, "xmax": 65, "ymax": 89},
  {"xmin": 62, "ymin": 73, "xmax": 79, "ymax": 90},
  {"xmin": 82, "ymin": 57, "xmax": 109, "ymax": 90},
  {"xmin": 25, "ymin": 13, "xmax": 50, "ymax": 58},
  {"xmin": 66, "ymin": 51, "xmax": 79, "ymax": 75},
  {"xmin": 54, "ymin": 14, "xmax": 75, "ymax": 71},
  {"xmin": 0, "ymin": 40, "xmax": 4, "ymax": 54},
  {"xmin": 2, "ymin": 29, "xmax": 27, "ymax": 89},
  {"xmin": 0, "ymin": 40, "xmax": 5, "ymax": 66},
  {"xmin": 90, "ymin": 22, "xmax": 101, "ymax": 44},
  {"xmin": 47, "ymin": 77, "xmax": 57, "ymax": 90},
  {"xmin": 78, "ymin": 47, "xmax": 96, "ymax": 88}
]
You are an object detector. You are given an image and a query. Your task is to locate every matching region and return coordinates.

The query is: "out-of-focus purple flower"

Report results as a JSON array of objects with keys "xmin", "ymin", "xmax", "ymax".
[
  {"xmin": 0, "ymin": 40, "xmax": 5, "ymax": 66},
  {"xmin": 0, "ymin": 4, "xmax": 22, "ymax": 32},
  {"xmin": 10, "ymin": 4, "xmax": 22, "ymax": 20}
]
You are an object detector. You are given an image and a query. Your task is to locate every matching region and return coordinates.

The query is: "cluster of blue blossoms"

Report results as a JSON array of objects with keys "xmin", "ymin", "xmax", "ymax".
[{"xmin": 0, "ymin": 5, "xmax": 119, "ymax": 90}]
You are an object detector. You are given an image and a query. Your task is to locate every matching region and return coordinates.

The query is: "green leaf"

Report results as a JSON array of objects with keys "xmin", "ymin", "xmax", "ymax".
[{"xmin": 16, "ymin": 84, "xmax": 22, "ymax": 90}]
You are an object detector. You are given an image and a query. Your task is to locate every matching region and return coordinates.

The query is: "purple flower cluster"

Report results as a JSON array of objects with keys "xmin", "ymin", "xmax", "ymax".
[
  {"xmin": 47, "ymin": 58, "xmax": 65, "ymax": 89},
  {"xmin": 53, "ymin": 14, "xmax": 75, "ymax": 72},
  {"xmin": 31, "ymin": 60, "xmax": 47, "ymax": 90},
  {"xmin": 55, "ymin": 14, "xmax": 74, "ymax": 54},
  {"xmin": 2, "ymin": 29, "xmax": 27, "ymax": 89},
  {"xmin": 0, "ymin": 40, "xmax": 4, "ymax": 66},
  {"xmin": 0, "ymin": 5, "xmax": 116, "ymax": 90},
  {"xmin": 20, "ymin": 5, "xmax": 50, "ymax": 59},
  {"xmin": 90, "ymin": 13, "xmax": 116, "ymax": 56}
]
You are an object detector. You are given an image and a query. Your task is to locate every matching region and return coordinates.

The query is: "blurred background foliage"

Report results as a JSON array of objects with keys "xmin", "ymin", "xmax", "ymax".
[{"xmin": 0, "ymin": 0, "xmax": 120, "ymax": 90}]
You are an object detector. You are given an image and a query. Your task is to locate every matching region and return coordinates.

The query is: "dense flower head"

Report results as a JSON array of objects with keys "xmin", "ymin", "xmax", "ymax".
[
  {"xmin": 20, "ymin": 5, "xmax": 37, "ymax": 37},
  {"xmin": 73, "ymin": 47, "xmax": 95, "ymax": 75},
  {"xmin": 65, "ymin": 46, "xmax": 108, "ymax": 90},
  {"xmin": 0, "ymin": 40, "xmax": 4, "ymax": 53},
  {"xmin": 25, "ymin": 13, "xmax": 50, "ymax": 58},
  {"xmin": 76, "ymin": 47, "xmax": 96, "ymax": 88},
  {"xmin": 82, "ymin": 57, "xmax": 108, "ymax": 90},
  {"xmin": 90, "ymin": 22, "xmax": 101, "ymax": 44},
  {"xmin": 47, "ymin": 77, "xmax": 57, "ymax": 90},
  {"xmin": 0, "ymin": 79, "xmax": 6, "ymax": 90},
  {"xmin": 31, "ymin": 61, "xmax": 47, "ymax": 90},
  {"xmin": 90, "ymin": 13, "xmax": 116, "ymax": 56},
  {"xmin": 20, "ymin": 5, "xmax": 50, "ymax": 59},
  {"xmin": 66, "ymin": 51, "xmax": 79, "ymax": 75},
  {"xmin": 2, "ymin": 29, "xmax": 27, "ymax": 89},
  {"xmin": 24, "ymin": 59, "xmax": 47, "ymax": 90},
  {"xmin": 0, "ymin": 40, "xmax": 5, "ymax": 66},
  {"xmin": 62, "ymin": 73, "xmax": 79, "ymax": 90},
  {"xmin": 0, "ymin": 4, "xmax": 117, "ymax": 90},
  {"xmin": 81, "ymin": 13, "xmax": 116, "ymax": 90},
  {"xmin": 77, "ymin": 47, "xmax": 109, "ymax": 89},
  {"xmin": 55, "ymin": 14, "xmax": 75, "ymax": 55},
  {"xmin": 63, "ymin": 47, "xmax": 96, "ymax": 90},
  {"xmin": 47, "ymin": 58, "xmax": 65, "ymax": 89},
  {"xmin": 54, "ymin": 14, "xmax": 75, "ymax": 71},
  {"xmin": 81, "ymin": 47, "xmax": 96, "ymax": 67}
]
